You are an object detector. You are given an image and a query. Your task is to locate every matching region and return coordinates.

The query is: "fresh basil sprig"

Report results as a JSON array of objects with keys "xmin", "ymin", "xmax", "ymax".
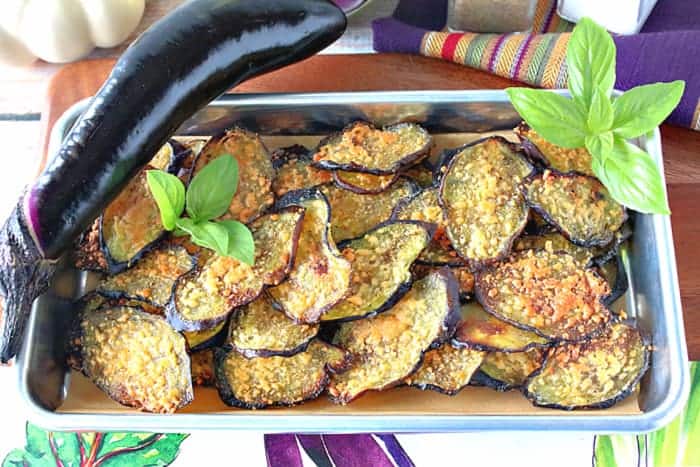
[
  {"xmin": 146, "ymin": 154, "xmax": 255, "ymax": 265},
  {"xmin": 506, "ymin": 17, "xmax": 685, "ymax": 215}
]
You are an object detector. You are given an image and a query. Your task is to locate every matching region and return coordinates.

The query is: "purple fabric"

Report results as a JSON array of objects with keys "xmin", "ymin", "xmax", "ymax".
[
  {"xmin": 376, "ymin": 434, "xmax": 416, "ymax": 467},
  {"xmin": 296, "ymin": 435, "xmax": 333, "ymax": 467},
  {"xmin": 264, "ymin": 434, "xmax": 303, "ymax": 467},
  {"xmin": 372, "ymin": 0, "xmax": 700, "ymax": 129},
  {"xmin": 614, "ymin": 31, "xmax": 700, "ymax": 127},
  {"xmin": 322, "ymin": 434, "xmax": 395, "ymax": 467}
]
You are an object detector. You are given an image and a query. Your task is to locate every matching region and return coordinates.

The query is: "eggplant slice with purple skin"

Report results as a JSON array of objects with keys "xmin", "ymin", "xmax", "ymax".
[
  {"xmin": 475, "ymin": 249, "xmax": 612, "ymax": 342},
  {"xmin": 227, "ymin": 292, "xmax": 319, "ymax": 358},
  {"xmin": 332, "ymin": 170, "xmax": 399, "ymax": 194},
  {"xmin": 167, "ymin": 207, "xmax": 305, "ymax": 331},
  {"xmin": 321, "ymin": 220, "xmax": 435, "ymax": 322},
  {"xmin": 214, "ymin": 340, "xmax": 350, "ymax": 409},
  {"xmin": 191, "ymin": 128, "xmax": 275, "ymax": 223},
  {"xmin": 67, "ymin": 305, "xmax": 193, "ymax": 413},
  {"xmin": 412, "ymin": 264, "xmax": 474, "ymax": 301},
  {"xmin": 474, "ymin": 348, "xmax": 546, "ymax": 391},
  {"xmin": 515, "ymin": 122, "xmax": 594, "ymax": 176},
  {"xmin": 524, "ymin": 322, "xmax": 649, "ymax": 409},
  {"xmin": 0, "ymin": 0, "xmax": 346, "ymax": 363},
  {"xmin": 271, "ymin": 145, "xmax": 333, "ymax": 197},
  {"xmin": 513, "ymin": 231, "xmax": 599, "ymax": 268},
  {"xmin": 191, "ymin": 349, "xmax": 216, "ymax": 386},
  {"xmin": 524, "ymin": 172, "xmax": 627, "ymax": 248},
  {"xmin": 404, "ymin": 343, "xmax": 485, "ymax": 396},
  {"xmin": 267, "ymin": 189, "xmax": 352, "ymax": 324},
  {"xmin": 183, "ymin": 320, "xmax": 227, "ymax": 352},
  {"xmin": 452, "ymin": 301, "xmax": 549, "ymax": 352},
  {"xmin": 95, "ymin": 245, "xmax": 196, "ymax": 308},
  {"xmin": 321, "ymin": 177, "xmax": 419, "ymax": 242},
  {"xmin": 311, "ymin": 121, "xmax": 432, "ymax": 174},
  {"xmin": 391, "ymin": 186, "xmax": 464, "ymax": 266},
  {"xmin": 404, "ymin": 160, "xmax": 436, "ymax": 188},
  {"xmin": 328, "ymin": 269, "xmax": 460, "ymax": 404},
  {"xmin": 439, "ymin": 137, "xmax": 533, "ymax": 268}
]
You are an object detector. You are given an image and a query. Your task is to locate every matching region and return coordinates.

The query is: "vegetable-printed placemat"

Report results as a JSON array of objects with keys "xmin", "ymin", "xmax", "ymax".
[{"xmin": 1, "ymin": 362, "xmax": 697, "ymax": 467}]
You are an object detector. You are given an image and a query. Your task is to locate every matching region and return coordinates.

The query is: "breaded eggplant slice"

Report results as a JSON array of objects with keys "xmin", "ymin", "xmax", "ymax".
[
  {"xmin": 271, "ymin": 145, "xmax": 332, "ymax": 197},
  {"xmin": 524, "ymin": 322, "xmax": 649, "ymax": 409},
  {"xmin": 192, "ymin": 128, "xmax": 275, "ymax": 223},
  {"xmin": 214, "ymin": 340, "xmax": 350, "ymax": 409},
  {"xmin": 391, "ymin": 187, "xmax": 462, "ymax": 266},
  {"xmin": 413, "ymin": 264, "xmax": 474, "ymax": 300},
  {"xmin": 515, "ymin": 122, "xmax": 594, "ymax": 176},
  {"xmin": 514, "ymin": 232, "xmax": 598, "ymax": 267},
  {"xmin": 322, "ymin": 221, "xmax": 435, "ymax": 322},
  {"xmin": 191, "ymin": 349, "xmax": 215, "ymax": 386},
  {"xmin": 525, "ymin": 172, "xmax": 626, "ymax": 247},
  {"xmin": 150, "ymin": 139, "xmax": 192, "ymax": 173},
  {"xmin": 453, "ymin": 302, "xmax": 549, "ymax": 352},
  {"xmin": 475, "ymin": 250, "xmax": 612, "ymax": 342},
  {"xmin": 477, "ymin": 348, "xmax": 546, "ymax": 391},
  {"xmin": 328, "ymin": 269, "xmax": 460, "ymax": 404},
  {"xmin": 67, "ymin": 305, "xmax": 192, "ymax": 413},
  {"xmin": 96, "ymin": 245, "xmax": 195, "ymax": 308},
  {"xmin": 321, "ymin": 177, "xmax": 418, "ymax": 242},
  {"xmin": 332, "ymin": 170, "xmax": 399, "ymax": 194},
  {"xmin": 597, "ymin": 254, "xmax": 629, "ymax": 308},
  {"xmin": 404, "ymin": 344, "xmax": 485, "ymax": 395},
  {"xmin": 228, "ymin": 294, "xmax": 319, "ymax": 357},
  {"xmin": 167, "ymin": 208, "xmax": 304, "ymax": 331},
  {"xmin": 404, "ymin": 160, "xmax": 436, "ymax": 188},
  {"xmin": 183, "ymin": 321, "xmax": 227, "ymax": 351},
  {"xmin": 439, "ymin": 137, "xmax": 533, "ymax": 267},
  {"xmin": 268, "ymin": 189, "xmax": 352, "ymax": 323},
  {"xmin": 312, "ymin": 121, "xmax": 432, "ymax": 174}
]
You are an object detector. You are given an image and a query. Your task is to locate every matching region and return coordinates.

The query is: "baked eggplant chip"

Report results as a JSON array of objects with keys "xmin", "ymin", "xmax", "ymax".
[
  {"xmin": 391, "ymin": 187, "xmax": 462, "ymax": 266},
  {"xmin": 328, "ymin": 269, "xmax": 460, "ymax": 404},
  {"xmin": 332, "ymin": 170, "xmax": 399, "ymax": 194},
  {"xmin": 597, "ymin": 254, "xmax": 629, "ymax": 308},
  {"xmin": 268, "ymin": 189, "xmax": 352, "ymax": 323},
  {"xmin": 404, "ymin": 160, "xmax": 436, "ymax": 188},
  {"xmin": 312, "ymin": 121, "xmax": 432, "ymax": 174},
  {"xmin": 228, "ymin": 294, "xmax": 319, "ymax": 357},
  {"xmin": 413, "ymin": 264, "xmax": 474, "ymax": 300},
  {"xmin": 271, "ymin": 145, "xmax": 332, "ymax": 197},
  {"xmin": 478, "ymin": 348, "xmax": 546, "ymax": 390},
  {"xmin": 476, "ymin": 250, "xmax": 612, "ymax": 342},
  {"xmin": 214, "ymin": 340, "xmax": 350, "ymax": 409},
  {"xmin": 453, "ymin": 302, "xmax": 549, "ymax": 352},
  {"xmin": 96, "ymin": 245, "xmax": 196, "ymax": 308},
  {"xmin": 524, "ymin": 322, "xmax": 649, "ymax": 409},
  {"xmin": 192, "ymin": 128, "xmax": 275, "ymax": 223},
  {"xmin": 322, "ymin": 221, "xmax": 434, "ymax": 322},
  {"xmin": 404, "ymin": 344, "xmax": 485, "ymax": 395},
  {"xmin": 100, "ymin": 167, "xmax": 166, "ymax": 272},
  {"xmin": 514, "ymin": 232, "xmax": 597, "ymax": 267},
  {"xmin": 150, "ymin": 139, "xmax": 192, "ymax": 174},
  {"xmin": 321, "ymin": 178, "xmax": 418, "ymax": 242},
  {"xmin": 183, "ymin": 320, "xmax": 227, "ymax": 352},
  {"xmin": 525, "ymin": 172, "xmax": 626, "ymax": 247},
  {"xmin": 191, "ymin": 349, "xmax": 215, "ymax": 386},
  {"xmin": 167, "ymin": 209, "xmax": 303, "ymax": 331},
  {"xmin": 515, "ymin": 122, "xmax": 594, "ymax": 176},
  {"xmin": 439, "ymin": 137, "xmax": 533, "ymax": 267},
  {"xmin": 67, "ymin": 305, "xmax": 193, "ymax": 413}
]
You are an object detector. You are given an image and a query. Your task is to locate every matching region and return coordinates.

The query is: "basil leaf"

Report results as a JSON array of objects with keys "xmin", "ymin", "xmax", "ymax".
[
  {"xmin": 175, "ymin": 218, "xmax": 230, "ymax": 256},
  {"xmin": 146, "ymin": 170, "xmax": 185, "ymax": 231},
  {"xmin": 566, "ymin": 17, "xmax": 616, "ymax": 108},
  {"xmin": 506, "ymin": 88, "xmax": 588, "ymax": 148},
  {"xmin": 585, "ymin": 132, "xmax": 613, "ymax": 159},
  {"xmin": 186, "ymin": 154, "xmax": 239, "ymax": 222},
  {"xmin": 587, "ymin": 88, "xmax": 614, "ymax": 134},
  {"xmin": 612, "ymin": 81, "xmax": 685, "ymax": 138},
  {"xmin": 592, "ymin": 137, "xmax": 670, "ymax": 214},
  {"xmin": 218, "ymin": 220, "xmax": 255, "ymax": 265}
]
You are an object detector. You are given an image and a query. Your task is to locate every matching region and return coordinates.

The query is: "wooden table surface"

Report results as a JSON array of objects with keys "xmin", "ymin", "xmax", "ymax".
[{"xmin": 38, "ymin": 54, "xmax": 700, "ymax": 359}]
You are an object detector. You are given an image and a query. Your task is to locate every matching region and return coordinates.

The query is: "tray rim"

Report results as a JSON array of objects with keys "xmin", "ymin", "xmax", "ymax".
[{"xmin": 20, "ymin": 89, "xmax": 689, "ymax": 433}]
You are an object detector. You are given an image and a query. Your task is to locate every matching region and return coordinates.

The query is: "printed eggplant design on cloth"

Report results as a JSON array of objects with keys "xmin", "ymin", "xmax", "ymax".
[{"xmin": 0, "ymin": 0, "xmax": 346, "ymax": 362}]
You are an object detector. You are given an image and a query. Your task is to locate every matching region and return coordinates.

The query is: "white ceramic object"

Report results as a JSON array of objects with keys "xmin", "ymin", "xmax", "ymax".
[{"xmin": 557, "ymin": 0, "xmax": 659, "ymax": 35}]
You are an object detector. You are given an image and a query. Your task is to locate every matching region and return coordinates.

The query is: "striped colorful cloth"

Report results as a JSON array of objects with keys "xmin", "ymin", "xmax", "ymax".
[{"xmin": 373, "ymin": 0, "xmax": 700, "ymax": 131}]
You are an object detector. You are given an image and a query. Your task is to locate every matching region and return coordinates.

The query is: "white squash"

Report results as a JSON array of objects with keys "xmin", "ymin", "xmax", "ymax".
[{"xmin": 0, "ymin": 0, "xmax": 145, "ymax": 66}]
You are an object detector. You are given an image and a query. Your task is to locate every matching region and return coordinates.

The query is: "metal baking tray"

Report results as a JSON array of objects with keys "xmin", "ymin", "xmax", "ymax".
[{"xmin": 18, "ymin": 90, "xmax": 689, "ymax": 432}]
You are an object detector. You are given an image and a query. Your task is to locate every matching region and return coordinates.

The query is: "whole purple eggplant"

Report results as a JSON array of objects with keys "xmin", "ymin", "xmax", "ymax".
[{"xmin": 0, "ymin": 0, "xmax": 346, "ymax": 363}]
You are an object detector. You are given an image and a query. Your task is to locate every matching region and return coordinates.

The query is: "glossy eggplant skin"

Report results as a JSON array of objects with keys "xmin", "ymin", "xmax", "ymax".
[{"xmin": 0, "ymin": 0, "xmax": 346, "ymax": 363}]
